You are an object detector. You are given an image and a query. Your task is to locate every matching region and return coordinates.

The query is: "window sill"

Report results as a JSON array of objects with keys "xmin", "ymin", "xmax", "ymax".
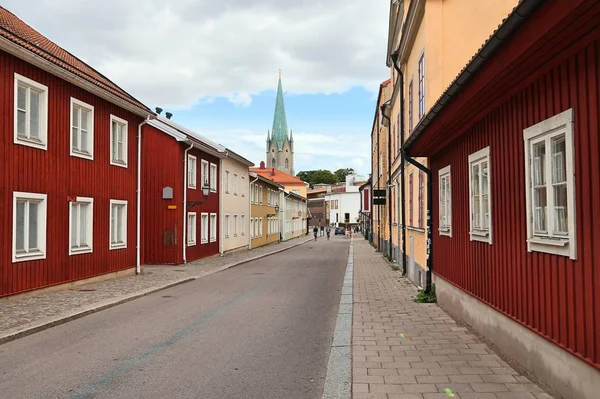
[
  {"xmin": 201, "ymin": 240, "xmax": 208, "ymax": 244},
  {"xmin": 187, "ymin": 242, "xmax": 196, "ymax": 247},
  {"xmin": 527, "ymin": 237, "xmax": 574, "ymax": 259},
  {"xmin": 439, "ymin": 229, "xmax": 452, "ymax": 238},
  {"xmin": 470, "ymin": 230, "xmax": 491, "ymax": 244},
  {"xmin": 407, "ymin": 226, "xmax": 425, "ymax": 233},
  {"xmin": 15, "ymin": 136, "xmax": 47, "ymax": 151},
  {"xmin": 69, "ymin": 246, "xmax": 92, "ymax": 256},
  {"xmin": 110, "ymin": 243, "xmax": 127, "ymax": 250},
  {"xmin": 188, "ymin": 185, "xmax": 196, "ymax": 190},
  {"xmin": 110, "ymin": 160, "xmax": 128, "ymax": 168},
  {"xmin": 13, "ymin": 250, "xmax": 46, "ymax": 263},
  {"xmin": 71, "ymin": 150, "xmax": 94, "ymax": 160},
  {"xmin": 210, "ymin": 189, "xmax": 217, "ymax": 193},
  {"xmin": 528, "ymin": 237, "xmax": 568, "ymax": 247},
  {"xmin": 210, "ymin": 238, "xmax": 216, "ymax": 243}
]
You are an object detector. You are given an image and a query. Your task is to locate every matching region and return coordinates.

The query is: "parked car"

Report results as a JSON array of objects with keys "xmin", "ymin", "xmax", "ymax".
[{"xmin": 335, "ymin": 227, "xmax": 346, "ymax": 235}]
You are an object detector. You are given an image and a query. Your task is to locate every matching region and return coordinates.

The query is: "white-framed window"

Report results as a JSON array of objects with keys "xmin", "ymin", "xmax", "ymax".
[
  {"xmin": 418, "ymin": 52, "xmax": 425, "ymax": 119},
  {"xmin": 250, "ymin": 184, "xmax": 254, "ymax": 204},
  {"xmin": 70, "ymin": 98, "xmax": 94, "ymax": 160},
  {"xmin": 210, "ymin": 213, "xmax": 217, "ymax": 242},
  {"xmin": 469, "ymin": 147, "xmax": 492, "ymax": 244},
  {"xmin": 439, "ymin": 166, "xmax": 452, "ymax": 237},
  {"xmin": 524, "ymin": 109, "xmax": 576, "ymax": 259},
  {"xmin": 200, "ymin": 160, "xmax": 209, "ymax": 189},
  {"xmin": 233, "ymin": 214, "xmax": 238, "ymax": 236},
  {"xmin": 188, "ymin": 155, "xmax": 197, "ymax": 189},
  {"xmin": 14, "ymin": 73, "xmax": 48, "ymax": 150},
  {"xmin": 241, "ymin": 176, "xmax": 246, "ymax": 197},
  {"xmin": 109, "ymin": 199, "xmax": 127, "ymax": 249},
  {"xmin": 69, "ymin": 197, "xmax": 94, "ymax": 255},
  {"xmin": 201, "ymin": 213, "xmax": 209, "ymax": 244},
  {"xmin": 225, "ymin": 170, "xmax": 230, "ymax": 193},
  {"xmin": 241, "ymin": 214, "xmax": 246, "ymax": 235},
  {"xmin": 259, "ymin": 217, "xmax": 263, "ymax": 237},
  {"xmin": 210, "ymin": 163, "xmax": 217, "ymax": 192},
  {"xmin": 259, "ymin": 186, "xmax": 263, "ymax": 204},
  {"xmin": 110, "ymin": 115, "xmax": 128, "ymax": 167},
  {"xmin": 13, "ymin": 192, "xmax": 47, "ymax": 262},
  {"xmin": 187, "ymin": 212, "xmax": 197, "ymax": 246},
  {"xmin": 224, "ymin": 214, "xmax": 230, "ymax": 238},
  {"xmin": 250, "ymin": 218, "xmax": 254, "ymax": 238},
  {"xmin": 233, "ymin": 173, "xmax": 238, "ymax": 195}
]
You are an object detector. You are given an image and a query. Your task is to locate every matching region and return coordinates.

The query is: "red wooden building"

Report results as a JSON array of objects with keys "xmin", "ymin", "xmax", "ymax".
[
  {"xmin": 0, "ymin": 7, "xmax": 153, "ymax": 297},
  {"xmin": 142, "ymin": 117, "xmax": 224, "ymax": 264},
  {"xmin": 404, "ymin": 1, "xmax": 600, "ymax": 398}
]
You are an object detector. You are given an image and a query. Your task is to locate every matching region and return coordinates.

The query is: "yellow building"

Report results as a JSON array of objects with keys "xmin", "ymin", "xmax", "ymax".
[
  {"xmin": 386, "ymin": 0, "xmax": 518, "ymax": 287},
  {"xmin": 249, "ymin": 174, "xmax": 283, "ymax": 249}
]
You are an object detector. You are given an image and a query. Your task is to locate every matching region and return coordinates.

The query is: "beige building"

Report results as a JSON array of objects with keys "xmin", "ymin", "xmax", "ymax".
[
  {"xmin": 282, "ymin": 191, "xmax": 307, "ymax": 242},
  {"xmin": 220, "ymin": 150, "xmax": 254, "ymax": 253},
  {"xmin": 249, "ymin": 173, "xmax": 283, "ymax": 249},
  {"xmin": 385, "ymin": 0, "xmax": 518, "ymax": 286}
]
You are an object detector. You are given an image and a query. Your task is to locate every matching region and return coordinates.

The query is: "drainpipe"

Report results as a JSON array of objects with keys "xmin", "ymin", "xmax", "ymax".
[
  {"xmin": 381, "ymin": 101, "xmax": 392, "ymax": 260},
  {"xmin": 248, "ymin": 175, "xmax": 259, "ymax": 249},
  {"xmin": 182, "ymin": 142, "xmax": 194, "ymax": 264},
  {"xmin": 218, "ymin": 154, "xmax": 228, "ymax": 255},
  {"xmin": 283, "ymin": 191, "xmax": 291, "ymax": 241},
  {"xmin": 136, "ymin": 115, "xmax": 152, "ymax": 275},
  {"xmin": 377, "ymin": 106, "xmax": 381, "ymax": 250}
]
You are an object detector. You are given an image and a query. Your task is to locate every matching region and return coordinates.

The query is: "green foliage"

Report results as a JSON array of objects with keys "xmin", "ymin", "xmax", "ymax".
[
  {"xmin": 334, "ymin": 168, "xmax": 355, "ymax": 182},
  {"xmin": 415, "ymin": 284, "xmax": 437, "ymax": 303},
  {"xmin": 297, "ymin": 169, "xmax": 338, "ymax": 187}
]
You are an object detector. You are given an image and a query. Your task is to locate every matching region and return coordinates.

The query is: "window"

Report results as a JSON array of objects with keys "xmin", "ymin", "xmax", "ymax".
[
  {"xmin": 259, "ymin": 186, "xmax": 263, "ymax": 204},
  {"xmin": 187, "ymin": 212, "xmax": 197, "ymax": 246},
  {"xmin": 201, "ymin": 160, "xmax": 209, "ymax": 189},
  {"xmin": 225, "ymin": 170, "xmax": 230, "ymax": 193},
  {"xmin": 378, "ymin": 154, "xmax": 382, "ymax": 177},
  {"xmin": 418, "ymin": 53, "xmax": 425, "ymax": 119},
  {"xmin": 233, "ymin": 173, "xmax": 238, "ymax": 195},
  {"xmin": 13, "ymin": 192, "xmax": 47, "ymax": 262},
  {"xmin": 109, "ymin": 200, "xmax": 127, "ymax": 249},
  {"xmin": 255, "ymin": 218, "xmax": 259, "ymax": 237},
  {"xmin": 241, "ymin": 215, "xmax": 246, "ymax": 235},
  {"xmin": 285, "ymin": 158, "xmax": 289, "ymax": 169},
  {"xmin": 14, "ymin": 73, "xmax": 48, "ymax": 150},
  {"xmin": 267, "ymin": 189, "xmax": 271, "ymax": 206},
  {"xmin": 408, "ymin": 78, "xmax": 414, "ymax": 133},
  {"xmin": 468, "ymin": 147, "xmax": 492, "ymax": 243},
  {"xmin": 69, "ymin": 197, "xmax": 93, "ymax": 255},
  {"xmin": 418, "ymin": 171, "xmax": 424, "ymax": 228},
  {"xmin": 409, "ymin": 173, "xmax": 414, "ymax": 226},
  {"xmin": 224, "ymin": 214, "xmax": 230, "ymax": 238},
  {"xmin": 250, "ymin": 218, "xmax": 254, "ymax": 238},
  {"xmin": 210, "ymin": 163, "xmax": 217, "ymax": 192},
  {"xmin": 272, "ymin": 158, "xmax": 276, "ymax": 167},
  {"xmin": 201, "ymin": 213, "xmax": 209, "ymax": 244},
  {"xmin": 70, "ymin": 98, "xmax": 94, "ymax": 159},
  {"xmin": 241, "ymin": 176, "xmax": 245, "ymax": 197},
  {"xmin": 210, "ymin": 213, "xmax": 217, "ymax": 242},
  {"xmin": 259, "ymin": 217, "xmax": 263, "ymax": 237},
  {"xmin": 110, "ymin": 115, "xmax": 128, "ymax": 167},
  {"xmin": 439, "ymin": 166, "xmax": 452, "ymax": 237},
  {"xmin": 524, "ymin": 109, "xmax": 576, "ymax": 259},
  {"xmin": 233, "ymin": 215, "xmax": 238, "ymax": 236},
  {"xmin": 250, "ymin": 184, "xmax": 254, "ymax": 204},
  {"xmin": 188, "ymin": 155, "xmax": 197, "ymax": 189}
]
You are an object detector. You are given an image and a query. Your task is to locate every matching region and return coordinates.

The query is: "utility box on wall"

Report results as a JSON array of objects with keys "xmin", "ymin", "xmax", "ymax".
[{"xmin": 162, "ymin": 186, "xmax": 173, "ymax": 200}]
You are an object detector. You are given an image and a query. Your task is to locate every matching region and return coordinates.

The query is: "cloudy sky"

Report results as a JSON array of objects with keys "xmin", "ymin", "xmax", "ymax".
[{"xmin": 5, "ymin": 0, "xmax": 390, "ymax": 175}]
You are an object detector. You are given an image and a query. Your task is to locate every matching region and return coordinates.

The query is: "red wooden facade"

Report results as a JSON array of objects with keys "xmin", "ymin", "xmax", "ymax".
[
  {"xmin": 141, "ymin": 123, "xmax": 220, "ymax": 265},
  {"xmin": 410, "ymin": 0, "xmax": 600, "ymax": 368},
  {"xmin": 0, "ymin": 50, "xmax": 146, "ymax": 297}
]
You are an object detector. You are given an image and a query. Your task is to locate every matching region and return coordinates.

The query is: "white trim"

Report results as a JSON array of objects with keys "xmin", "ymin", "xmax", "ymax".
[
  {"xmin": 109, "ymin": 199, "xmax": 128, "ymax": 250},
  {"xmin": 210, "ymin": 213, "xmax": 217, "ymax": 242},
  {"xmin": 468, "ymin": 146, "xmax": 492, "ymax": 244},
  {"xmin": 14, "ymin": 73, "xmax": 48, "ymax": 151},
  {"xmin": 201, "ymin": 160, "xmax": 209, "ymax": 190},
  {"xmin": 188, "ymin": 154, "xmax": 197, "ymax": 189},
  {"xmin": 224, "ymin": 214, "xmax": 230, "ymax": 238},
  {"xmin": 109, "ymin": 114, "xmax": 128, "ymax": 168},
  {"xmin": 523, "ymin": 108, "xmax": 576, "ymax": 259},
  {"xmin": 69, "ymin": 97, "xmax": 95, "ymax": 160},
  {"xmin": 225, "ymin": 170, "xmax": 230, "ymax": 194},
  {"xmin": 187, "ymin": 212, "xmax": 197, "ymax": 246},
  {"xmin": 201, "ymin": 212, "xmax": 209, "ymax": 244},
  {"xmin": 241, "ymin": 214, "xmax": 246, "ymax": 235},
  {"xmin": 438, "ymin": 165, "xmax": 452, "ymax": 237},
  {"xmin": 68, "ymin": 196, "xmax": 94, "ymax": 255},
  {"xmin": 233, "ymin": 173, "xmax": 238, "ymax": 196},
  {"xmin": 210, "ymin": 163, "xmax": 217, "ymax": 192},
  {"xmin": 241, "ymin": 175, "xmax": 246, "ymax": 197},
  {"xmin": 233, "ymin": 214, "xmax": 238, "ymax": 237},
  {"xmin": 12, "ymin": 191, "xmax": 47, "ymax": 262}
]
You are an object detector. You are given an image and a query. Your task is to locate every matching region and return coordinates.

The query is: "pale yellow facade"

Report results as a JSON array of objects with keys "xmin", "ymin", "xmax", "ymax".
[{"xmin": 386, "ymin": 0, "xmax": 517, "ymax": 283}]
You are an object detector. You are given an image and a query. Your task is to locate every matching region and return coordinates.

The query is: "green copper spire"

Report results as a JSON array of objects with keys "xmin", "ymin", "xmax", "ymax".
[{"xmin": 271, "ymin": 70, "xmax": 289, "ymax": 143}]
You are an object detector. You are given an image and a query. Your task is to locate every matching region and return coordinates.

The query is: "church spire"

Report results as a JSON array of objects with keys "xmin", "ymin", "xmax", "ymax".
[{"xmin": 271, "ymin": 70, "xmax": 289, "ymax": 143}]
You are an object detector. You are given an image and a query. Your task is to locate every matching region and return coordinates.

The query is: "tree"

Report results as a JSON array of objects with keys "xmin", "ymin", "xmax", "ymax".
[
  {"xmin": 334, "ymin": 168, "xmax": 355, "ymax": 182},
  {"xmin": 297, "ymin": 169, "xmax": 337, "ymax": 187}
]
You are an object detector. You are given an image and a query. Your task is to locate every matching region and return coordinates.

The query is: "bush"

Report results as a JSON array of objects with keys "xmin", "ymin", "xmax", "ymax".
[{"xmin": 415, "ymin": 284, "xmax": 437, "ymax": 303}]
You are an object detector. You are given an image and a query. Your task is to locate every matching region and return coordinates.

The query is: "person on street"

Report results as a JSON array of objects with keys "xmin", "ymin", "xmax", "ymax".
[
  {"xmin": 320, "ymin": 226, "xmax": 324, "ymax": 237},
  {"xmin": 313, "ymin": 226, "xmax": 318, "ymax": 241},
  {"xmin": 326, "ymin": 226, "xmax": 331, "ymax": 240}
]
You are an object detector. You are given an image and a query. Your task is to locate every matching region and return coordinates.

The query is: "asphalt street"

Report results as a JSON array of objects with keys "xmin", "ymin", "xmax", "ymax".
[{"xmin": 0, "ymin": 235, "xmax": 351, "ymax": 399}]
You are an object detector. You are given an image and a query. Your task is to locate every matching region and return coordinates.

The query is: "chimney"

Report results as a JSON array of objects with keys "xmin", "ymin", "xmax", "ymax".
[
  {"xmin": 271, "ymin": 168, "xmax": 275, "ymax": 176},
  {"xmin": 155, "ymin": 107, "xmax": 163, "ymax": 115},
  {"xmin": 165, "ymin": 112, "xmax": 173, "ymax": 119},
  {"xmin": 260, "ymin": 161, "xmax": 265, "ymax": 169}
]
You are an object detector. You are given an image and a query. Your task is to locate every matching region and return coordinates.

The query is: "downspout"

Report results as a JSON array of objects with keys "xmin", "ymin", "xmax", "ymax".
[
  {"xmin": 381, "ymin": 103, "xmax": 392, "ymax": 261},
  {"xmin": 182, "ymin": 142, "xmax": 194, "ymax": 264},
  {"xmin": 136, "ymin": 115, "xmax": 151, "ymax": 275},
  {"xmin": 248, "ymin": 175, "xmax": 259, "ymax": 249},
  {"xmin": 377, "ymin": 105, "xmax": 381, "ymax": 250},
  {"xmin": 218, "ymin": 154, "xmax": 227, "ymax": 255}
]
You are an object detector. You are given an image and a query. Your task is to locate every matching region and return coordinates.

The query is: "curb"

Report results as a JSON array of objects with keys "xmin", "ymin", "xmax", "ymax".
[{"xmin": 0, "ymin": 237, "xmax": 311, "ymax": 346}]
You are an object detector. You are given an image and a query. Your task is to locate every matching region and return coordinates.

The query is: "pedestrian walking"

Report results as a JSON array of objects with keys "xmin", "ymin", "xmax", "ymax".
[
  {"xmin": 313, "ymin": 226, "xmax": 318, "ymax": 241},
  {"xmin": 326, "ymin": 226, "xmax": 331, "ymax": 240}
]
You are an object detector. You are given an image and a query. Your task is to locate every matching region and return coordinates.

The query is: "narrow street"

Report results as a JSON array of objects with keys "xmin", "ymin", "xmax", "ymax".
[{"xmin": 0, "ymin": 236, "xmax": 350, "ymax": 399}]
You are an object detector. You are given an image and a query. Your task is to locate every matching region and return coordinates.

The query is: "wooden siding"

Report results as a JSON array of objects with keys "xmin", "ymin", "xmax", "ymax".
[
  {"xmin": 431, "ymin": 38, "xmax": 600, "ymax": 368},
  {"xmin": 0, "ymin": 50, "xmax": 142, "ymax": 297}
]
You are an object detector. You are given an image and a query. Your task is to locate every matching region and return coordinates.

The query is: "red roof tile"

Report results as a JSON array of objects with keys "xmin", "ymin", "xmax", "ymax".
[
  {"xmin": 0, "ymin": 6, "xmax": 151, "ymax": 114},
  {"xmin": 249, "ymin": 167, "xmax": 307, "ymax": 186}
]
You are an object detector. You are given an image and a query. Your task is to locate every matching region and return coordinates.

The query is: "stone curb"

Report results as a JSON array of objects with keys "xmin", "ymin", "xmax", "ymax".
[{"xmin": 0, "ymin": 237, "xmax": 312, "ymax": 346}]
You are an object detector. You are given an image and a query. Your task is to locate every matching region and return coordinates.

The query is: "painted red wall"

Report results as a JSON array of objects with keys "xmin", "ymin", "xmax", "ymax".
[
  {"xmin": 0, "ymin": 50, "xmax": 142, "ymax": 297},
  {"xmin": 431, "ymin": 37, "xmax": 600, "ymax": 368}
]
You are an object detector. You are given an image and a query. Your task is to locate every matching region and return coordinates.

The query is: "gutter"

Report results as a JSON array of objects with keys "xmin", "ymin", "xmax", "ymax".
[
  {"xmin": 182, "ymin": 142, "xmax": 194, "ymax": 263},
  {"xmin": 136, "ymin": 115, "xmax": 153, "ymax": 275},
  {"xmin": 404, "ymin": 0, "xmax": 544, "ymax": 152}
]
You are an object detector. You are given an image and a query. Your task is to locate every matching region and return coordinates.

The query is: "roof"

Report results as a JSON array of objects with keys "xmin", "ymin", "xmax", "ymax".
[
  {"xmin": 307, "ymin": 189, "xmax": 328, "ymax": 194},
  {"xmin": 371, "ymin": 79, "xmax": 392, "ymax": 135},
  {"xmin": 147, "ymin": 117, "xmax": 225, "ymax": 158},
  {"xmin": 0, "ymin": 6, "xmax": 151, "ymax": 116},
  {"xmin": 251, "ymin": 173, "xmax": 284, "ymax": 189},
  {"xmin": 270, "ymin": 71, "xmax": 290, "ymax": 144},
  {"xmin": 250, "ymin": 166, "xmax": 307, "ymax": 186}
]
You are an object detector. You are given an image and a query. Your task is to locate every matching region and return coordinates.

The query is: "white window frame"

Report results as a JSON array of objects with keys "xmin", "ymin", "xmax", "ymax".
[
  {"xmin": 250, "ymin": 184, "xmax": 254, "ymax": 204},
  {"xmin": 210, "ymin": 163, "xmax": 217, "ymax": 192},
  {"xmin": 438, "ymin": 166, "xmax": 452, "ymax": 237},
  {"xmin": 233, "ymin": 173, "xmax": 238, "ymax": 195},
  {"xmin": 241, "ymin": 176, "xmax": 246, "ymax": 197},
  {"xmin": 69, "ymin": 197, "xmax": 94, "ymax": 255},
  {"xmin": 468, "ymin": 147, "xmax": 492, "ymax": 244},
  {"xmin": 250, "ymin": 218, "xmax": 254, "ymax": 238},
  {"xmin": 233, "ymin": 214, "xmax": 238, "ymax": 237},
  {"xmin": 14, "ymin": 73, "xmax": 48, "ymax": 150},
  {"xmin": 241, "ymin": 214, "xmax": 246, "ymax": 235},
  {"xmin": 523, "ymin": 109, "xmax": 576, "ymax": 259},
  {"xmin": 187, "ymin": 212, "xmax": 197, "ymax": 246},
  {"xmin": 210, "ymin": 213, "xmax": 217, "ymax": 242},
  {"xmin": 224, "ymin": 214, "xmax": 230, "ymax": 238},
  {"xmin": 12, "ymin": 192, "xmax": 47, "ymax": 262},
  {"xmin": 109, "ymin": 199, "xmax": 127, "ymax": 250},
  {"xmin": 225, "ymin": 170, "xmax": 230, "ymax": 193},
  {"xmin": 259, "ymin": 217, "xmax": 263, "ymax": 237},
  {"xmin": 259, "ymin": 186, "xmax": 263, "ymax": 205},
  {"xmin": 70, "ymin": 98, "xmax": 94, "ymax": 160},
  {"xmin": 188, "ymin": 154, "xmax": 197, "ymax": 189},
  {"xmin": 109, "ymin": 114, "xmax": 128, "ymax": 167},
  {"xmin": 201, "ymin": 212, "xmax": 209, "ymax": 244},
  {"xmin": 201, "ymin": 160, "xmax": 209, "ymax": 190}
]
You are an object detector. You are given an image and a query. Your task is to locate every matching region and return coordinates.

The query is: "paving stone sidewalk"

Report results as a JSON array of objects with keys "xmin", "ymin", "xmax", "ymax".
[
  {"xmin": 0, "ymin": 236, "xmax": 311, "ymax": 344},
  {"xmin": 351, "ymin": 239, "xmax": 553, "ymax": 399}
]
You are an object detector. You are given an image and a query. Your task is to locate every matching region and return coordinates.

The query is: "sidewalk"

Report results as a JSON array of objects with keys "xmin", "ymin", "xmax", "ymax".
[
  {"xmin": 0, "ymin": 236, "xmax": 311, "ymax": 345},
  {"xmin": 351, "ymin": 239, "xmax": 553, "ymax": 399}
]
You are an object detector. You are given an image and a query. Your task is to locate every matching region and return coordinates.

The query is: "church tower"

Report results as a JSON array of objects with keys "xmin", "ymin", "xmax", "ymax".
[{"xmin": 266, "ymin": 71, "xmax": 294, "ymax": 175}]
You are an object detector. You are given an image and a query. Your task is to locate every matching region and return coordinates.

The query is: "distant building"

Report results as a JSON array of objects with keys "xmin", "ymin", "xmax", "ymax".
[{"xmin": 250, "ymin": 161, "xmax": 308, "ymax": 198}]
